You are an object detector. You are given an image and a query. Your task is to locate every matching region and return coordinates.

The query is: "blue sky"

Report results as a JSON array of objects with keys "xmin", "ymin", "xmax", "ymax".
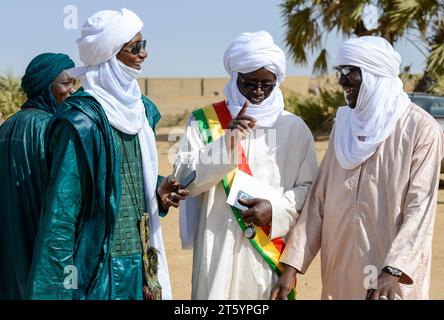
[{"xmin": 0, "ymin": 0, "xmax": 428, "ymax": 78}]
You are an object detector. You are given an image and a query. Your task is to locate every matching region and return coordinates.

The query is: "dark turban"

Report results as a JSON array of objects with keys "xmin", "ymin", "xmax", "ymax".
[{"xmin": 21, "ymin": 53, "xmax": 75, "ymax": 99}]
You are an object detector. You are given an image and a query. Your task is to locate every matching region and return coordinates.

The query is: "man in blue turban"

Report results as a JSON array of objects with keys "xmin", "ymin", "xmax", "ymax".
[{"xmin": 0, "ymin": 52, "xmax": 76, "ymax": 299}]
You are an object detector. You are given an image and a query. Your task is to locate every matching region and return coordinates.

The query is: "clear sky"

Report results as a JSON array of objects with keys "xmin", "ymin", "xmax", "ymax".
[{"xmin": 0, "ymin": 0, "xmax": 428, "ymax": 78}]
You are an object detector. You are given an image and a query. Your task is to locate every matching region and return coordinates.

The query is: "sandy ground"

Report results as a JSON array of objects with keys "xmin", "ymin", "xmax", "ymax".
[{"xmin": 156, "ymin": 131, "xmax": 444, "ymax": 300}]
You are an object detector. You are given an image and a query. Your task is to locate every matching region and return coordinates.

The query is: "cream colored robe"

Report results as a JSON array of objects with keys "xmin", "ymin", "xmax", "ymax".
[
  {"xmin": 281, "ymin": 104, "xmax": 444, "ymax": 300},
  {"xmin": 174, "ymin": 109, "xmax": 318, "ymax": 299}
]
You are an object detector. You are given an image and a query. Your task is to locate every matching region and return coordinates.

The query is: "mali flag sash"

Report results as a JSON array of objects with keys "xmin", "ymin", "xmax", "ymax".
[{"xmin": 192, "ymin": 100, "xmax": 295, "ymax": 300}]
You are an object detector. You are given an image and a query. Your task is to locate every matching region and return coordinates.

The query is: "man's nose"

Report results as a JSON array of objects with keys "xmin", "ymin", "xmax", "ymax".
[
  {"xmin": 139, "ymin": 48, "xmax": 148, "ymax": 59},
  {"xmin": 253, "ymin": 85, "xmax": 264, "ymax": 95},
  {"xmin": 338, "ymin": 74, "xmax": 348, "ymax": 86}
]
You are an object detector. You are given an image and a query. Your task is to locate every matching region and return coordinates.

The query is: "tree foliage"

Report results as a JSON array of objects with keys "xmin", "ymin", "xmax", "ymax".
[
  {"xmin": 285, "ymin": 84, "xmax": 344, "ymax": 138},
  {"xmin": 281, "ymin": 0, "xmax": 444, "ymax": 92},
  {"xmin": 0, "ymin": 71, "xmax": 26, "ymax": 121}
]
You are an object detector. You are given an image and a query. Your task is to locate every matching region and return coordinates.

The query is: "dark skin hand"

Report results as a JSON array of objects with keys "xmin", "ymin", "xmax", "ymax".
[
  {"xmin": 225, "ymin": 100, "xmax": 256, "ymax": 153},
  {"xmin": 227, "ymin": 100, "xmax": 255, "ymax": 136},
  {"xmin": 270, "ymin": 264, "xmax": 298, "ymax": 300},
  {"xmin": 157, "ymin": 175, "xmax": 190, "ymax": 209},
  {"xmin": 366, "ymin": 271, "xmax": 403, "ymax": 300},
  {"xmin": 239, "ymin": 197, "xmax": 272, "ymax": 226}
]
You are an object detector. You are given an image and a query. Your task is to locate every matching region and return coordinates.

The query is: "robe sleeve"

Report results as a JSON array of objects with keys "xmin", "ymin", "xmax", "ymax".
[
  {"xmin": 279, "ymin": 134, "xmax": 334, "ymax": 274},
  {"xmin": 173, "ymin": 114, "xmax": 237, "ymax": 197},
  {"xmin": 269, "ymin": 126, "xmax": 318, "ymax": 239},
  {"xmin": 27, "ymin": 120, "xmax": 87, "ymax": 299},
  {"xmin": 383, "ymin": 121, "xmax": 443, "ymax": 285}
]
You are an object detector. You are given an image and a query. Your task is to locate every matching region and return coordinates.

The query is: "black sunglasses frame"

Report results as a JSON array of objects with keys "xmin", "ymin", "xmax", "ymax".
[
  {"xmin": 123, "ymin": 40, "xmax": 147, "ymax": 55},
  {"xmin": 335, "ymin": 66, "xmax": 360, "ymax": 79},
  {"xmin": 238, "ymin": 74, "xmax": 276, "ymax": 92}
]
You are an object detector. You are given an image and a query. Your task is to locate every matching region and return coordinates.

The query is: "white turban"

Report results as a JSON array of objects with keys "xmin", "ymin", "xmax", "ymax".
[
  {"xmin": 223, "ymin": 31, "xmax": 286, "ymax": 83},
  {"xmin": 223, "ymin": 31, "xmax": 287, "ymax": 128},
  {"xmin": 333, "ymin": 36, "xmax": 411, "ymax": 170},
  {"xmin": 336, "ymin": 36, "xmax": 401, "ymax": 78},
  {"xmin": 77, "ymin": 8, "xmax": 143, "ymax": 66}
]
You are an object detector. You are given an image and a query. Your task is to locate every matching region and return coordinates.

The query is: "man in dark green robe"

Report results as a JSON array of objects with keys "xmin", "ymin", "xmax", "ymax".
[
  {"xmin": 0, "ymin": 53, "xmax": 76, "ymax": 299},
  {"xmin": 27, "ymin": 9, "xmax": 189, "ymax": 300}
]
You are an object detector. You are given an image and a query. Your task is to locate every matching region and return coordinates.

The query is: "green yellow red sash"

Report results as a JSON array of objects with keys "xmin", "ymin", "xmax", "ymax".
[{"xmin": 192, "ymin": 101, "xmax": 295, "ymax": 299}]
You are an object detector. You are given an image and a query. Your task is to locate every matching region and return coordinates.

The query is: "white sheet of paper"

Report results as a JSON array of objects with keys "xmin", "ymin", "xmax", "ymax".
[{"xmin": 226, "ymin": 169, "xmax": 281, "ymax": 207}]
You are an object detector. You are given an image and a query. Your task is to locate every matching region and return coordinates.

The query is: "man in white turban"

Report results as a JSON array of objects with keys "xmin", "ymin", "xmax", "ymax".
[
  {"xmin": 27, "ymin": 8, "xmax": 189, "ymax": 300},
  {"xmin": 271, "ymin": 36, "xmax": 444, "ymax": 300},
  {"xmin": 173, "ymin": 31, "xmax": 318, "ymax": 299}
]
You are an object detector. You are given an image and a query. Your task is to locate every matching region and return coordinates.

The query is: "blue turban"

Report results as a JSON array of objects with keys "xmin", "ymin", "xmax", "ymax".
[{"xmin": 21, "ymin": 53, "xmax": 75, "ymax": 99}]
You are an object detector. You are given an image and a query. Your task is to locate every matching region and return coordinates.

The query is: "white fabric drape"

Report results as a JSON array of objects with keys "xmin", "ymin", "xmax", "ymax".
[
  {"xmin": 77, "ymin": 8, "xmax": 143, "ymax": 66},
  {"xmin": 334, "ymin": 36, "xmax": 411, "ymax": 170}
]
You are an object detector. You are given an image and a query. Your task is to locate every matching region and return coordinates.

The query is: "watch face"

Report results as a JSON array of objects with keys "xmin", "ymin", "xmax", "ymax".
[
  {"xmin": 385, "ymin": 266, "xmax": 402, "ymax": 277},
  {"xmin": 244, "ymin": 226, "xmax": 256, "ymax": 239}
]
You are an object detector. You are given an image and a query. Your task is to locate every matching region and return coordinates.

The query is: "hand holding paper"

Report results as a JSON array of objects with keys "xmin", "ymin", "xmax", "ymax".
[
  {"xmin": 227, "ymin": 170, "xmax": 282, "ymax": 226},
  {"xmin": 239, "ymin": 197, "xmax": 272, "ymax": 226}
]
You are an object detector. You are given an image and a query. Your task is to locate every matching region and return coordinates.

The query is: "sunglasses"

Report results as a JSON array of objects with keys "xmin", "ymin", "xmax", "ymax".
[
  {"xmin": 335, "ymin": 66, "xmax": 360, "ymax": 79},
  {"xmin": 122, "ymin": 40, "xmax": 147, "ymax": 55},
  {"xmin": 238, "ymin": 75, "xmax": 276, "ymax": 92}
]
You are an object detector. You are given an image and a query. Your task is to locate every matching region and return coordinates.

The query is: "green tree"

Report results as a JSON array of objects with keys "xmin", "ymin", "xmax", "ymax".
[
  {"xmin": 281, "ymin": 0, "xmax": 444, "ymax": 92},
  {"xmin": 0, "ymin": 71, "xmax": 26, "ymax": 121},
  {"xmin": 285, "ymin": 85, "xmax": 344, "ymax": 138}
]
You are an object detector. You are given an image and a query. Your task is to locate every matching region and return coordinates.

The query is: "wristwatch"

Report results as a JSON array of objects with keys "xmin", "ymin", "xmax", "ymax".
[{"xmin": 382, "ymin": 266, "xmax": 403, "ymax": 277}]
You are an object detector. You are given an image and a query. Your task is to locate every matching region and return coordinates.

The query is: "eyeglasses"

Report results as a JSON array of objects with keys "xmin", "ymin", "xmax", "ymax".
[
  {"xmin": 238, "ymin": 75, "xmax": 276, "ymax": 92},
  {"xmin": 122, "ymin": 40, "xmax": 147, "ymax": 55},
  {"xmin": 335, "ymin": 66, "xmax": 360, "ymax": 79}
]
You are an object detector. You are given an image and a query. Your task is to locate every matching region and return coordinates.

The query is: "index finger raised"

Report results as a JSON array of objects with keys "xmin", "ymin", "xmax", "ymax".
[{"xmin": 237, "ymin": 100, "xmax": 250, "ymax": 117}]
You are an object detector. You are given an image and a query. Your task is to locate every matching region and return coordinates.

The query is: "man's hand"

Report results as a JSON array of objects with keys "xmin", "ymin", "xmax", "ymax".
[
  {"xmin": 239, "ymin": 197, "xmax": 272, "ymax": 226},
  {"xmin": 366, "ymin": 271, "xmax": 402, "ymax": 300},
  {"xmin": 226, "ymin": 101, "xmax": 256, "ymax": 151},
  {"xmin": 157, "ymin": 175, "xmax": 190, "ymax": 209},
  {"xmin": 270, "ymin": 265, "xmax": 297, "ymax": 300}
]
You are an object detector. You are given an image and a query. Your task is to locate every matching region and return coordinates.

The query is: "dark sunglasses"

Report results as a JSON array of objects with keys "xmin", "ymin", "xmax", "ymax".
[
  {"xmin": 335, "ymin": 66, "xmax": 360, "ymax": 79},
  {"xmin": 122, "ymin": 40, "xmax": 147, "ymax": 55},
  {"xmin": 238, "ymin": 75, "xmax": 276, "ymax": 92}
]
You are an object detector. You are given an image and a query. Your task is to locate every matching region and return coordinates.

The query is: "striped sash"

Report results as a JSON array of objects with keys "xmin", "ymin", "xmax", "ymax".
[{"xmin": 192, "ymin": 100, "xmax": 295, "ymax": 299}]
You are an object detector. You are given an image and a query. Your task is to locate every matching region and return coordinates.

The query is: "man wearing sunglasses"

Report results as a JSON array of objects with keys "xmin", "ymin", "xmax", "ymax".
[
  {"xmin": 174, "ymin": 31, "xmax": 318, "ymax": 299},
  {"xmin": 272, "ymin": 36, "xmax": 443, "ymax": 300},
  {"xmin": 27, "ymin": 8, "xmax": 189, "ymax": 300}
]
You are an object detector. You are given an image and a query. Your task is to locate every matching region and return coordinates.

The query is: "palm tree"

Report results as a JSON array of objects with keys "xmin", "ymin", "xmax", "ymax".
[
  {"xmin": 281, "ymin": 0, "xmax": 444, "ymax": 92},
  {"xmin": 415, "ymin": 16, "xmax": 444, "ymax": 93},
  {"xmin": 0, "ymin": 71, "xmax": 26, "ymax": 121}
]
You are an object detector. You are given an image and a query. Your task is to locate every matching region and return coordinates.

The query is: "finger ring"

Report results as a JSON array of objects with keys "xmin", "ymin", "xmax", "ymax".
[
  {"xmin": 394, "ymin": 294, "xmax": 402, "ymax": 300},
  {"xmin": 379, "ymin": 295, "xmax": 388, "ymax": 300}
]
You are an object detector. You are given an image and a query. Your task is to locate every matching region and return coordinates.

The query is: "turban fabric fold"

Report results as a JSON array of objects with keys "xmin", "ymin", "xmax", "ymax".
[
  {"xmin": 333, "ymin": 36, "xmax": 411, "ymax": 170},
  {"xmin": 21, "ymin": 53, "xmax": 75, "ymax": 99},
  {"xmin": 223, "ymin": 31, "xmax": 286, "ymax": 83},
  {"xmin": 223, "ymin": 31, "xmax": 287, "ymax": 128},
  {"xmin": 77, "ymin": 8, "xmax": 143, "ymax": 66}
]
